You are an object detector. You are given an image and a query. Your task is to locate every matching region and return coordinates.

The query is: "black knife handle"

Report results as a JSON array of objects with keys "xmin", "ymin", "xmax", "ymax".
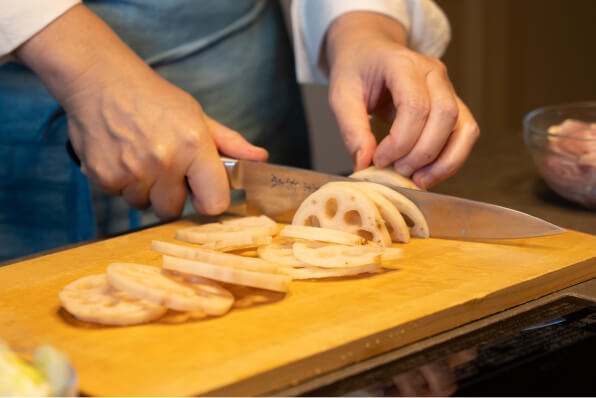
[{"xmin": 66, "ymin": 140, "xmax": 81, "ymax": 167}]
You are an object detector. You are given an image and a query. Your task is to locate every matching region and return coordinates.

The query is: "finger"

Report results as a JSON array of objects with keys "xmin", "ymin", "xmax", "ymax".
[
  {"xmin": 122, "ymin": 180, "xmax": 153, "ymax": 210},
  {"xmin": 391, "ymin": 68, "xmax": 458, "ymax": 175},
  {"xmin": 206, "ymin": 117, "xmax": 268, "ymax": 161},
  {"xmin": 186, "ymin": 130, "xmax": 230, "ymax": 215},
  {"xmin": 328, "ymin": 73, "xmax": 377, "ymax": 170},
  {"xmin": 373, "ymin": 66, "xmax": 430, "ymax": 171},
  {"xmin": 71, "ymin": 129, "xmax": 139, "ymax": 196},
  {"xmin": 411, "ymin": 97, "xmax": 480, "ymax": 189},
  {"xmin": 392, "ymin": 369, "xmax": 430, "ymax": 397},
  {"xmin": 149, "ymin": 172, "xmax": 188, "ymax": 220},
  {"xmin": 419, "ymin": 361, "xmax": 457, "ymax": 396},
  {"xmin": 447, "ymin": 348, "xmax": 478, "ymax": 368},
  {"xmin": 81, "ymin": 148, "xmax": 133, "ymax": 195}
]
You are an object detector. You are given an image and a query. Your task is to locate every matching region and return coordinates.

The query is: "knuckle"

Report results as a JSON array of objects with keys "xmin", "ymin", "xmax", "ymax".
[
  {"xmin": 435, "ymin": 100, "xmax": 459, "ymax": 124},
  {"xmin": 432, "ymin": 58, "xmax": 448, "ymax": 75},
  {"xmin": 149, "ymin": 144, "xmax": 175, "ymax": 170},
  {"xmin": 403, "ymin": 95, "xmax": 430, "ymax": 118},
  {"xmin": 409, "ymin": 147, "xmax": 437, "ymax": 165},
  {"xmin": 417, "ymin": 150, "xmax": 436, "ymax": 164},
  {"xmin": 180, "ymin": 132, "xmax": 201, "ymax": 151},
  {"xmin": 467, "ymin": 123, "xmax": 481, "ymax": 141}
]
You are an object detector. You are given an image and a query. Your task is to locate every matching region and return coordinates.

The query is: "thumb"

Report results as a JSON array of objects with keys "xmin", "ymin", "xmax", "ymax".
[
  {"xmin": 328, "ymin": 81, "xmax": 377, "ymax": 170},
  {"xmin": 206, "ymin": 116, "xmax": 269, "ymax": 162}
]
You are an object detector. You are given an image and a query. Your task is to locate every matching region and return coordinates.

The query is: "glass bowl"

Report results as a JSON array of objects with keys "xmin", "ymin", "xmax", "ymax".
[{"xmin": 523, "ymin": 102, "xmax": 596, "ymax": 208}]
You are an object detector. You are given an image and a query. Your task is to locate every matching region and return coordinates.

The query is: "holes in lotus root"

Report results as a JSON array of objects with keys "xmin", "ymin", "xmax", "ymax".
[
  {"xmin": 304, "ymin": 215, "xmax": 321, "ymax": 227},
  {"xmin": 344, "ymin": 210, "xmax": 362, "ymax": 226},
  {"xmin": 325, "ymin": 198, "xmax": 338, "ymax": 218},
  {"xmin": 357, "ymin": 229, "xmax": 374, "ymax": 241},
  {"xmin": 402, "ymin": 214, "xmax": 414, "ymax": 227}
]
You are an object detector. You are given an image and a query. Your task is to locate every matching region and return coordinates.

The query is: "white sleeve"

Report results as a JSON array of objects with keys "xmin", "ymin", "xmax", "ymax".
[
  {"xmin": 291, "ymin": 0, "xmax": 451, "ymax": 84},
  {"xmin": 0, "ymin": 0, "xmax": 81, "ymax": 60}
]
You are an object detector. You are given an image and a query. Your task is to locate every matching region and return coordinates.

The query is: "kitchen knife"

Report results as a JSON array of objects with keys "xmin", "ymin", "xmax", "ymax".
[{"xmin": 222, "ymin": 158, "xmax": 565, "ymax": 240}]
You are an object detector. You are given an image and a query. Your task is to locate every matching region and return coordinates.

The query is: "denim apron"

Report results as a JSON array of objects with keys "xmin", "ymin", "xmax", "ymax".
[{"xmin": 0, "ymin": 0, "xmax": 310, "ymax": 261}]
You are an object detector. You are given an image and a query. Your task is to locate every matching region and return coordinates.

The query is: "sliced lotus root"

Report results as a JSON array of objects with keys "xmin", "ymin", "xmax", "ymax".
[
  {"xmin": 292, "ymin": 182, "xmax": 391, "ymax": 247},
  {"xmin": 106, "ymin": 263, "xmax": 234, "ymax": 315},
  {"xmin": 151, "ymin": 240, "xmax": 279, "ymax": 273},
  {"xmin": 381, "ymin": 247, "xmax": 405, "ymax": 261},
  {"xmin": 162, "ymin": 255, "xmax": 291, "ymax": 293},
  {"xmin": 201, "ymin": 235, "xmax": 272, "ymax": 252},
  {"xmin": 336, "ymin": 182, "xmax": 409, "ymax": 243},
  {"xmin": 354, "ymin": 182, "xmax": 429, "ymax": 238},
  {"xmin": 175, "ymin": 215, "xmax": 278, "ymax": 244},
  {"xmin": 257, "ymin": 242, "xmax": 307, "ymax": 267},
  {"xmin": 349, "ymin": 166, "xmax": 422, "ymax": 190},
  {"xmin": 292, "ymin": 242, "xmax": 383, "ymax": 268},
  {"xmin": 59, "ymin": 274, "xmax": 167, "ymax": 325},
  {"xmin": 279, "ymin": 225, "xmax": 367, "ymax": 246},
  {"xmin": 278, "ymin": 264, "xmax": 380, "ymax": 279}
]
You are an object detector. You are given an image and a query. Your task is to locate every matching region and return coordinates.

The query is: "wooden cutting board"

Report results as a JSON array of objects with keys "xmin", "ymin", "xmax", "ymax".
[{"xmin": 1, "ymin": 216, "xmax": 595, "ymax": 397}]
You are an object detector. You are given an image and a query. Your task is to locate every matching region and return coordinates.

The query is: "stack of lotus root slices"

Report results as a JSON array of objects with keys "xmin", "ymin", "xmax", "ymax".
[{"xmin": 59, "ymin": 167, "xmax": 428, "ymax": 326}]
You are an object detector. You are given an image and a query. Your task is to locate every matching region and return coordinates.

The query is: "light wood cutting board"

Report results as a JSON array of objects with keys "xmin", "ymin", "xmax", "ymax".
[{"xmin": 1, "ymin": 216, "xmax": 595, "ymax": 396}]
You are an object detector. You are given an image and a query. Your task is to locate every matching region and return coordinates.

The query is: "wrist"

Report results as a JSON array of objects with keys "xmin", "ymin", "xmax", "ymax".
[
  {"xmin": 325, "ymin": 11, "xmax": 408, "ymax": 69},
  {"xmin": 14, "ymin": 4, "xmax": 155, "ymax": 108}
]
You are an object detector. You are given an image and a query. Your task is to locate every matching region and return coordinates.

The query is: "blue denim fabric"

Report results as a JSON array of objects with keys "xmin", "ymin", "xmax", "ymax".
[{"xmin": 0, "ymin": 0, "xmax": 309, "ymax": 261}]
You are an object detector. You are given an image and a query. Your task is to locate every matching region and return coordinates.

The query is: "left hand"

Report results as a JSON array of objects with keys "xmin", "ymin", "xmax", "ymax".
[{"xmin": 325, "ymin": 11, "xmax": 479, "ymax": 189}]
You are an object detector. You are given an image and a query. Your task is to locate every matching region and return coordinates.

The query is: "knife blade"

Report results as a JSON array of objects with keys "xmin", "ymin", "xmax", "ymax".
[{"xmin": 222, "ymin": 158, "xmax": 565, "ymax": 240}]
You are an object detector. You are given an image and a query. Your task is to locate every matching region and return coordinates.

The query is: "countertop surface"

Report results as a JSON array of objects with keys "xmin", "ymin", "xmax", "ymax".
[{"xmin": 428, "ymin": 129, "xmax": 595, "ymax": 235}]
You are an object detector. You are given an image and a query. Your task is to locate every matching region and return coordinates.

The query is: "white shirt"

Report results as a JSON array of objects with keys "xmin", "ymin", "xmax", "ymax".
[{"xmin": 0, "ymin": 0, "xmax": 450, "ymax": 85}]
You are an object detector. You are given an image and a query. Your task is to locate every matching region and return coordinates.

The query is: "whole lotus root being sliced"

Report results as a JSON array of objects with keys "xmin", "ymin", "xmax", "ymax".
[
  {"xmin": 175, "ymin": 215, "xmax": 278, "ymax": 244},
  {"xmin": 59, "ymin": 274, "xmax": 167, "ymax": 325},
  {"xmin": 292, "ymin": 182, "xmax": 392, "ymax": 247},
  {"xmin": 106, "ymin": 263, "xmax": 234, "ymax": 315},
  {"xmin": 354, "ymin": 182, "xmax": 429, "ymax": 238},
  {"xmin": 349, "ymin": 166, "xmax": 421, "ymax": 190}
]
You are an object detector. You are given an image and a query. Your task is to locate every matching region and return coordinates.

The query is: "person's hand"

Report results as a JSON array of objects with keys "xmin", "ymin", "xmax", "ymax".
[
  {"xmin": 64, "ymin": 78, "xmax": 267, "ymax": 220},
  {"xmin": 391, "ymin": 360, "xmax": 458, "ymax": 396},
  {"xmin": 325, "ymin": 11, "xmax": 479, "ymax": 189},
  {"xmin": 15, "ymin": 4, "xmax": 267, "ymax": 220}
]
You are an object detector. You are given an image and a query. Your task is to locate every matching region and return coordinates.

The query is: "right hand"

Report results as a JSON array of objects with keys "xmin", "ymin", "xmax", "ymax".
[
  {"xmin": 15, "ymin": 4, "xmax": 268, "ymax": 220},
  {"xmin": 63, "ymin": 72, "xmax": 267, "ymax": 220}
]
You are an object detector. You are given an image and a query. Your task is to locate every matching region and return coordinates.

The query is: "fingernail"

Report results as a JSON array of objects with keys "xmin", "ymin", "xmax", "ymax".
[{"xmin": 394, "ymin": 164, "xmax": 413, "ymax": 177}]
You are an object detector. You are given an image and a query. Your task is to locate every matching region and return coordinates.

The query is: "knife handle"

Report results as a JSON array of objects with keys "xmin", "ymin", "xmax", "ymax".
[{"xmin": 221, "ymin": 157, "xmax": 242, "ymax": 189}]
